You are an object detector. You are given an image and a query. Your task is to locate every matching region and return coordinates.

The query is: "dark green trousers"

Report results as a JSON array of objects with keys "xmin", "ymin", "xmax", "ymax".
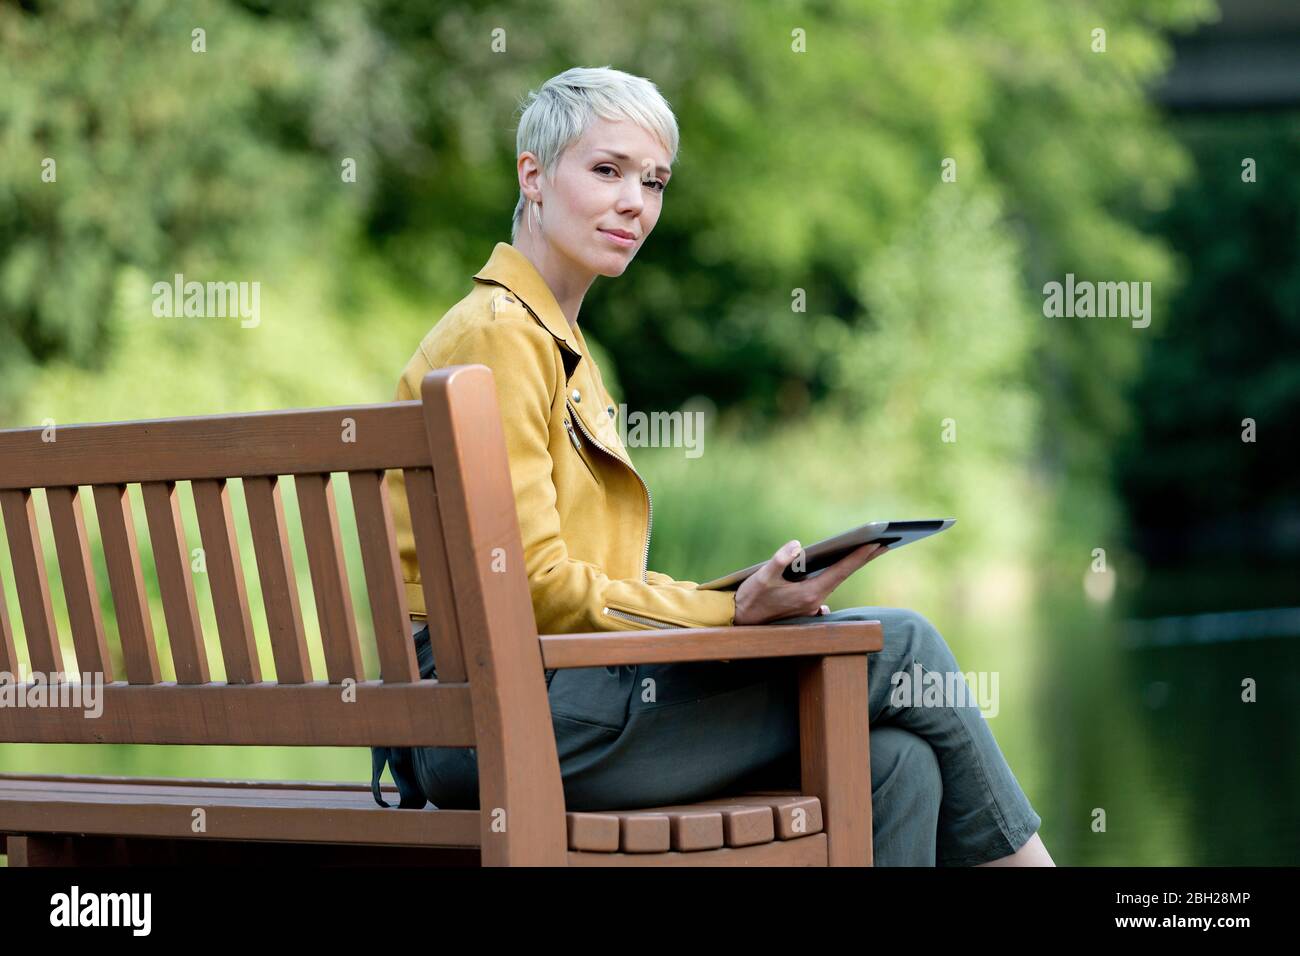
[{"xmin": 372, "ymin": 607, "xmax": 1041, "ymax": 866}]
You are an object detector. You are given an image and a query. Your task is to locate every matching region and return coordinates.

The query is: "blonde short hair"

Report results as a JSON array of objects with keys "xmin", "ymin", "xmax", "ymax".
[{"xmin": 511, "ymin": 66, "xmax": 680, "ymax": 241}]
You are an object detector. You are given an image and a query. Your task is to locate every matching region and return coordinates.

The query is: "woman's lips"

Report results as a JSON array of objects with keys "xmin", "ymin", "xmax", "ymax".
[{"xmin": 599, "ymin": 229, "xmax": 636, "ymax": 248}]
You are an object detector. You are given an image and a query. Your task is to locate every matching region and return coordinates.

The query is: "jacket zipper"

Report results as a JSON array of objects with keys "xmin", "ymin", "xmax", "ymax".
[
  {"xmin": 562, "ymin": 414, "xmax": 599, "ymax": 482},
  {"xmin": 565, "ymin": 398, "xmax": 653, "ymax": 583},
  {"xmin": 603, "ymin": 606, "xmax": 681, "ymax": 629}
]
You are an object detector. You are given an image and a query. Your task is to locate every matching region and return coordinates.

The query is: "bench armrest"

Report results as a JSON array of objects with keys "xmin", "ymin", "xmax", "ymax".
[
  {"xmin": 538, "ymin": 621, "xmax": 882, "ymax": 669},
  {"xmin": 540, "ymin": 620, "xmax": 879, "ymax": 864}
]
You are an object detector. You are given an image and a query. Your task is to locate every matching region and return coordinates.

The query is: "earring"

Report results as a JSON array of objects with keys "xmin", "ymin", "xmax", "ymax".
[{"xmin": 530, "ymin": 199, "xmax": 542, "ymax": 231}]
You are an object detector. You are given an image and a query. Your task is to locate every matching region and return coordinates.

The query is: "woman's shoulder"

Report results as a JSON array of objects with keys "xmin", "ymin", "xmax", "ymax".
[
  {"xmin": 424, "ymin": 282, "xmax": 557, "ymax": 360},
  {"xmin": 394, "ymin": 282, "xmax": 562, "ymax": 398}
]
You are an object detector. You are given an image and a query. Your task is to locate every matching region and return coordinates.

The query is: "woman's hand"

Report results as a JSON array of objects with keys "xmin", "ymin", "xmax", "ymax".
[{"xmin": 733, "ymin": 539, "xmax": 888, "ymax": 626}]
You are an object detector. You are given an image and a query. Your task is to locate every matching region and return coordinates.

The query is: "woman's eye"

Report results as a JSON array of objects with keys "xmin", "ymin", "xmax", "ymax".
[{"xmin": 597, "ymin": 164, "xmax": 665, "ymax": 193}]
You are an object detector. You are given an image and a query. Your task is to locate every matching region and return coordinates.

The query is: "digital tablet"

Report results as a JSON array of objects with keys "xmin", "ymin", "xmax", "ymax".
[{"xmin": 696, "ymin": 519, "xmax": 956, "ymax": 591}]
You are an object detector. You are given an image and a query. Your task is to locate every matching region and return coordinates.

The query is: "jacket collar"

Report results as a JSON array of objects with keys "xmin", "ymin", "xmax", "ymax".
[
  {"xmin": 473, "ymin": 242, "xmax": 638, "ymax": 469},
  {"xmin": 473, "ymin": 243, "xmax": 583, "ymax": 370}
]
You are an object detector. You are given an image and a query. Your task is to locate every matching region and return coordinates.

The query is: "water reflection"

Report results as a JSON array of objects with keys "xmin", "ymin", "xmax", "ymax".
[{"xmin": 1030, "ymin": 573, "xmax": 1299, "ymax": 866}]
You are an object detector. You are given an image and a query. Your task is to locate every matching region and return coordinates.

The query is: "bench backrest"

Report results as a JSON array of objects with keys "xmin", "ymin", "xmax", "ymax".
[{"xmin": 0, "ymin": 366, "xmax": 550, "ymax": 759}]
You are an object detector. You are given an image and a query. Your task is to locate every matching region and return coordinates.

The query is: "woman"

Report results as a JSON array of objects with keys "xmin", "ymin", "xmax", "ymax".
[{"xmin": 373, "ymin": 66, "xmax": 1052, "ymax": 866}]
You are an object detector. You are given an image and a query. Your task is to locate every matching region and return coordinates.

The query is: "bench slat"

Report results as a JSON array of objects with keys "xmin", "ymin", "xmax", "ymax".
[
  {"xmin": 0, "ymin": 573, "xmax": 16, "ymax": 677},
  {"xmin": 243, "ymin": 476, "xmax": 311, "ymax": 684},
  {"xmin": 0, "ymin": 772, "xmax": 397, "ymax": 793},
  {"xmin": 1, "ymin": 779, "xmax": 406, "ymax": 806},
  {"xmin": 91, "ymin": 484, "xmax": 161, "ymax": 684},
  {"xmin": 568, "ymin": 834, "xmax": 828, "ymax": 867},
  {"xmin": 349, "ymin": 471, "xmax": 417, "ymax": 683},
  {"xmin": 294, "ymin": 473, "xmax": 363, "ymax": 682},
  {"xmin": 0, "ymin": 403, "xmax": 431, "ymax": 489},
  {"xmin": 567, "ymin": 810, "xmax": 725, "ymax": 853},
  {"xmin": 694, "ymin": 794, "xmax": 826, "ymax": 839},
  {"xmin": 0, "ymin": 681, "xmax": 476, "ymax": 745},
  {"xmin": 46, "ymin": 487, "xmax": 112, "ymax": 679},
  {"xmin": 140, "ymin": 480, "xmax": 209, "ymax": 684},
  {"xmin": 192, "ymin": 478, "xmax": 260, "ymax": 683},
  {"xmin": 619, "ymin": 814, "xmax": 671, "ymax": 852},
  {"xmin": 0, "ymin": 489, "xmax": 63, "ymax": 675},
  {"xmin": 538, "ymin": 622, "xmax": 882, "ymax": 668},
  {"xmin": 402, "ymin": 466, "xmax": 466, "ymax": 682},
  {"xmin": 0, "ymin": 779, "xmax": 482, "ymax": 847}
]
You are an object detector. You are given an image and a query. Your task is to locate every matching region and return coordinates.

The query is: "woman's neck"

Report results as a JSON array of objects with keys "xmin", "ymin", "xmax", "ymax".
[{"xmin": 510, "ymin": 235, "xmax": 595, "ymax": 330}]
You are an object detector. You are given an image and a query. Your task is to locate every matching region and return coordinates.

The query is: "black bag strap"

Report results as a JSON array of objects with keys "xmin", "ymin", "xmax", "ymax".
[
  {"xmin": 371, "ymin": 620, "xmax": 438, "ymax": 809},
  {"xmin": 371, "ymin": 746, "xmax": 429, "ymax": 809}
]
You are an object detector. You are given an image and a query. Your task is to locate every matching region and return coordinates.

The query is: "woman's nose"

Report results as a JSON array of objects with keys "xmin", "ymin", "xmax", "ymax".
[{"xmin": 617, "ymin": 180, "xmax": 644, "ymax": 214}]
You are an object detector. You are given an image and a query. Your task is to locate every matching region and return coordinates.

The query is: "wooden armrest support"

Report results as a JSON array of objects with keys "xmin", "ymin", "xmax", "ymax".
[
  {"xmin": 797, "ymin": 655, "xmax": 873, "ymax": 866},
  {"xmin": 538, "ymin": 621, "xmax": 882, "ymax": 669}
]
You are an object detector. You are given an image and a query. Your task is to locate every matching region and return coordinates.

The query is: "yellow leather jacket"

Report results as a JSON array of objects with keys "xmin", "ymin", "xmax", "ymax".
[{"xmin": 388, "ymin": 242, "xmax": 737, "ymax": 635}]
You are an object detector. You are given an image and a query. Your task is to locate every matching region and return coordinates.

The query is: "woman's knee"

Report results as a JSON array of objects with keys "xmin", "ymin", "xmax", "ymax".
[
  {"xmin": 838, "ymin": 605, "xmax": 948, "ymax": 652},
  {"xmin": 870, "ymin": 725, "xmax": 942, "ymax": 815},
  {"xmin": 866, "ymin": 606, "xmax": 958, "ymax": 672},
  {"xmin": 837, "ymin": 605, "xmax": 937, "ymax": 636}
]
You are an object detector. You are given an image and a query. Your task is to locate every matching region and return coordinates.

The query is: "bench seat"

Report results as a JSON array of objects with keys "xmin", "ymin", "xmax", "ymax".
[{"xmin": 0, "ymin": 774, "xmax": 826, "ymax": 865}]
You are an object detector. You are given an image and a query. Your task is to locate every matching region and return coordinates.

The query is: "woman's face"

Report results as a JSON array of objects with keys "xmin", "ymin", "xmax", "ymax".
[{"xmin": 520, "ymin": 116, "xmax": 672, "ymax": 279}]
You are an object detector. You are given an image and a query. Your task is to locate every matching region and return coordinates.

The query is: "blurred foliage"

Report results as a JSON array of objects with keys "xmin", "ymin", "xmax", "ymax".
[
  {"xmin": 0, "ymin": 0, "xmax": 351, "ymax": 380},
  {"xmin": 1117, "ymin": 110, "xmax": 1300, "ymax": 564},
  {"xmin": 2, "ymin": 1, "xmax": 1215, "ymax": 488}
]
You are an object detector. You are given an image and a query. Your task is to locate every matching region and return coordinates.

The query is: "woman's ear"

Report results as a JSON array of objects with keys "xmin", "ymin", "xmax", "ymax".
[{"xmin": 517, "ymin": 151, "xmax": 543, "ymax": 204}]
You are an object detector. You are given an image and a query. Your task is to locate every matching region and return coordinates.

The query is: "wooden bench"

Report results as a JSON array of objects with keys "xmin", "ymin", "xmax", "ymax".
[{"xmin": 0, "ymin": 365, "xmax": 882, "ymax": 866}]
